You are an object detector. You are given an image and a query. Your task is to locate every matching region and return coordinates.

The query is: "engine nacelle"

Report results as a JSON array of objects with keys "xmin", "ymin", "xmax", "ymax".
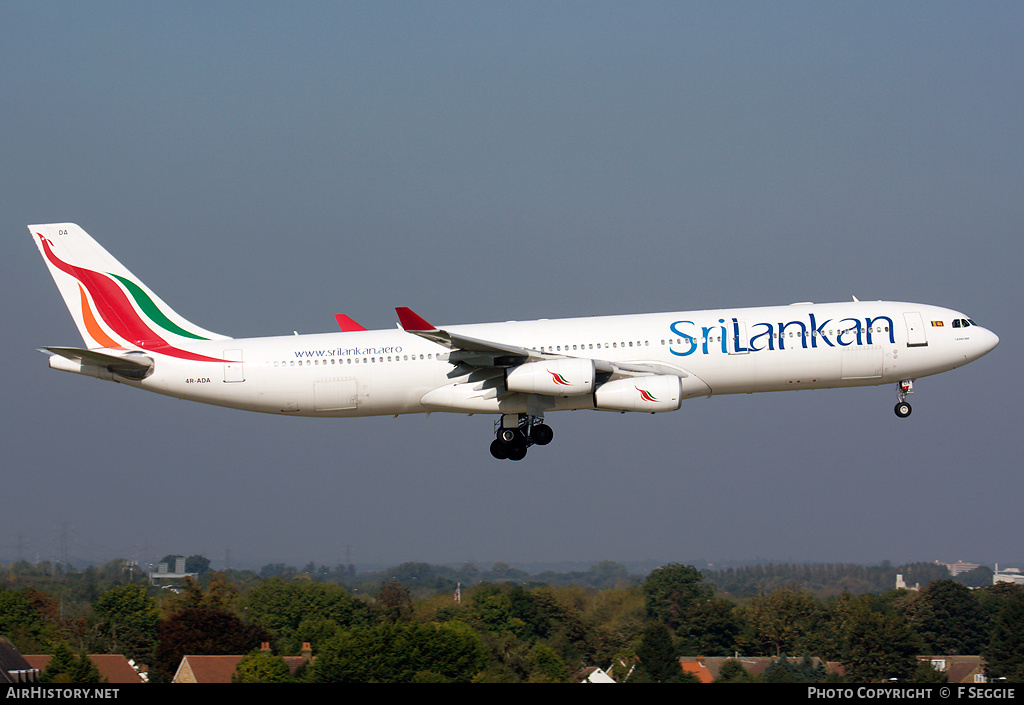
[
  {"xmin": 505, "ymin": 358, "xmax": 595, "ymax": 396},
  {"xmin": 593, "ymin": 375, "xmax": 683, "ymax": 412}
]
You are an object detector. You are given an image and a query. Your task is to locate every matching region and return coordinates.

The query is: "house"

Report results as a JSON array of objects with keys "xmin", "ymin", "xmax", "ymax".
[
  {"xmin": 172, "ymin": 642, "xmax": 314, "ymax": 683},
  {"xmin": 0, "ymin": 636, "xmax": 39, "ymax": 683},
  {"xmin": 680, "ymin": 656, "xmax": 846, "ymax": 682},
  {"xmin": 22, "ymin": 654, "xmax": 146, "ymax": 683},
  {"xmin": 919, "ymin": 656, "xmax": 988, "ymax": 684},
  {"xmin": 576, "ymin": 666, "xmax": 616, "ymax": 683},
  {"xmin": 173, "ymin": 654, "xmax": 245, "ymax": 683},
  {"xmin": 678, "ymin": 657, "xmax": 714, "ymax": 683}
]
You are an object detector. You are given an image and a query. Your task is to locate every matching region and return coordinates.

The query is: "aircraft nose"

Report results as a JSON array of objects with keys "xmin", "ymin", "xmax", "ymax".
[
  {"xmin": 973, "ymin": 327, "xmax": 999, "ymax": 358},
  {"xmin": 984, "ymin": 328, "xmax": 999, "ymax": 353}
]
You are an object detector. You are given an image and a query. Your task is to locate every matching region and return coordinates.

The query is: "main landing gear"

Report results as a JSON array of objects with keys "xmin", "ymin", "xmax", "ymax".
[
  {"xmin": 489, "ymin": 414, "xmax": 553, "ymax": 461},
  {"xmin": 894, "ymin": 379, "xmax": 913, "ymax": 418}
]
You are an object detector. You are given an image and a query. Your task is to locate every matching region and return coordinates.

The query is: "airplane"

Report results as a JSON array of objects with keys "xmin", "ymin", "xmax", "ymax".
[{"xmin": 30, "ymin": 222, "xmax": 999, "ymax": 461}]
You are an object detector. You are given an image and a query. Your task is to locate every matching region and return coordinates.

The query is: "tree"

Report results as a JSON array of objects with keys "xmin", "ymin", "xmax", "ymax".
[
  {"xmin": 675, "ymin": 596, "xmax": 741, "ymax": 656},
  {"xmin": 715, "ymin": 658, "xmax": 756, "ymax": 683},
  {"xmin": 528, "ymin": 643, "xmax": 568, "ymax": 682},
  {"xmin": 635, "ymin": 623, "xmax": 682, "ymax": 683},
  {"xmin": 308, "ymin": 621, "xmax": 487, "ymax": 683},
  {"xmin": 762, "ymin": 654, "xmax": 826, "ymax": 683},
  {"xmin": 90, "ymin": 584, "xmax": 160, "ymax": 662},
  {"xmin": 241, "ymin": 578, "xmax": 371, "ymax": 652},
  {"xmin": 375, "ymin": 579, "xmax": 413, "ymax": 623},
  {"xmin": 233, "ymin": 651, "xmax": 295, "ymax": 683},
  {"xmin": 0, "ymin": 587, "xmax": 55, "ymax": 653},
  {"xmin": 841, "ymin": 607, "xmax": 917, "ymax": 682},
  {"xmin": 641, "ymin": 564, "xmax": 712, "ymax": 631},
  {"xmin": 153, "ymin": 607, "xmax": 272, "ymax": 678},
  {"xmin": 904, "ymin": 579, "xmax": 987, "ymax": 655},
  {"xmin": 746, "ymin": 585, "xmax": 822, "ymax": 657},
  {"xmin": 184, "ymin": 555, "xmax": 211, "ymax": 576},
  {"xmin": 983, "ymin": 588, "xmax": 1024, "ymax": 681},
  {"xmin": 40, "ymin": 643, "xmax": 103, "ymax": 683}
]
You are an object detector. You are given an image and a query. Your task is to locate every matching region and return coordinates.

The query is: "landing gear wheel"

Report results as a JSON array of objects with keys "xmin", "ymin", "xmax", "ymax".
[
  {"xmin": 531, "ymin": 423, "xmax": 554, "ymax": 446},
  {"xmin": 894, "ymin": 401, "xmax": 912, "ymax": 418},
  {"xmin": 491, "ymin": 414, "xmax": 550, "ymax": 460},
  {"xmin": 506, "ymin": 444, "xmax": 528, "ymax": 461},
  {"xmin": 498, "ymin": 427, "xmax": 524, "ymax": 445},
  {"xmin": 490, "ymin": 439, "xmax": 510, "ymax": 460}
]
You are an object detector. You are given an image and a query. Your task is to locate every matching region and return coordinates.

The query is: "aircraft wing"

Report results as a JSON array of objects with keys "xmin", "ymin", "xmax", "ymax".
[
  {"xmin": 395, "ymin": 307, "xmax": 687, "ymax": 379},
  {"xmin": 396, "ymin": 307, "xmax": 537, "ymax": 364}
]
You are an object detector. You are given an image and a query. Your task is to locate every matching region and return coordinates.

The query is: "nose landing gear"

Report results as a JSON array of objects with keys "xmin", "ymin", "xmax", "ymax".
[
  {"xmin": 894, "ymin": 380, "xmax": 913, "ymax": 418},
  {"xmin": 490, "ymin": 414, "xmax": 553, "ymax": 460}
]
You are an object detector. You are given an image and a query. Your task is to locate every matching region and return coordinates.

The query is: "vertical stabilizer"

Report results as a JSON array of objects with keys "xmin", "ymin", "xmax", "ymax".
[{"xmin": 30, "ymin": 223, "xmax": 231, "ymax": 355}]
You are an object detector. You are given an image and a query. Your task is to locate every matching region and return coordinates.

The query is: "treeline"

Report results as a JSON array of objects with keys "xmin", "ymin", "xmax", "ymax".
[
  {"xmin": 702, "ymin": 561, "xmax": 956, "ymax": 598},
  {"xmin": 1, "ymin": 558, "xmax": 1022, "ymax": 682},
  {"xmin": 254, "ymin": 558, "xmax": 992, "ymax": 599}
]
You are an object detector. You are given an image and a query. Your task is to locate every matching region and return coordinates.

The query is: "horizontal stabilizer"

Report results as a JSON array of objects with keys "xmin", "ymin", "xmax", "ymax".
[{"xmin": 43, "ymin": 346, "xmax": 154, "ymax": 378}]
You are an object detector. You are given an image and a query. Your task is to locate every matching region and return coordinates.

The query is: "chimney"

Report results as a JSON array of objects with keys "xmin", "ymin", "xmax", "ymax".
[
  {"xmin": 301, "ymin": 642, "xmax": 313, "ymax": 664},
  {"xmin": 260, "ymin": 642, "xmax": 271, "ymax": 653}
]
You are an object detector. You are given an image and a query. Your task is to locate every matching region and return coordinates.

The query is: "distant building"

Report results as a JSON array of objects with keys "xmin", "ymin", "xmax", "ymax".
[
  {"xmin": 993, "ymin": 565, "xmax": 1024, "ymax": 586},
  {"xmin": 944, "ymin": 560, "xmax": 981, "ymax": 576},
  {"xmin": 149, "ymin": 556, "xmax": 198, "ymax": 588}
]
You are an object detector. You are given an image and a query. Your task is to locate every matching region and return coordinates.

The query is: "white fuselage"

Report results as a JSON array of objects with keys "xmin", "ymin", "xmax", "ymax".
[{"xmin": 67, "ymin": 300, "xmax": 997, "ymax": 418}]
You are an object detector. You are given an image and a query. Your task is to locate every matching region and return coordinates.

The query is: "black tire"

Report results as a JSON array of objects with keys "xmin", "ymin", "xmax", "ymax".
[
  {"xmin": 894, "ymin": 401, "xmax": 912, "ymax": 418},
  {"xmin": 531, "ymin": 423, "xmax": 554, "ymax": 446},
  {"xmin": 490, "ymin": 439, "xmax": 510, "ymax": 459},
  {"xmin": 507, "ymin": 444, "xmax": 528, "ymax": 461}
]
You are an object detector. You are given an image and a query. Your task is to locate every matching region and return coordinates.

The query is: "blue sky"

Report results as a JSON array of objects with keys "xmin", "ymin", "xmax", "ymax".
[{"xmin": 2, "ymin": 2, "xmax": 1021, "ymax": 572}]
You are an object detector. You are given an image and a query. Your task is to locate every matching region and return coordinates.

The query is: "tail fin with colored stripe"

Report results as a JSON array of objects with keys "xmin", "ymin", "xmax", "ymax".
[{"xmin": 30, "ymin": 223, "xmax": 231, "ymax": 356}]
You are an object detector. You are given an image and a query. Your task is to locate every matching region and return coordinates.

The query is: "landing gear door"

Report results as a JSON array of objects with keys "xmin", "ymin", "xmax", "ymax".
[{"xmin": 903, "ymin": 313, "xmax": 928, "ymax": 348}]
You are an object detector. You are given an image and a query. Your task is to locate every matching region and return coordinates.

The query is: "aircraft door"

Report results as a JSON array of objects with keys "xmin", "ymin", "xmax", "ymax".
[
  {"xmin": 904, "ymin": 313, "xmax": 928, "ymax": 347},
  {"xmin": 224, "ymin": 349, "xmax": 244, "ymax": 382}
]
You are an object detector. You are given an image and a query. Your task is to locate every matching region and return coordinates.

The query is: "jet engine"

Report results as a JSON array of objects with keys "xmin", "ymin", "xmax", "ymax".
[
  {"xmin": 505, "ymin": 358, "xmax": 595, "ymax": 396},
  {"xmin": 593, "ymin": 375, "xmax": 683, "ymax": 412}
]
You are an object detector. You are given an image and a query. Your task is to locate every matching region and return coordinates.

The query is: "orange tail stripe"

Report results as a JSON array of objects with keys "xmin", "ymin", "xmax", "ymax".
[{"xmin": 79, "ymin": 284, "xmax": 124, "ymax": 349}]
